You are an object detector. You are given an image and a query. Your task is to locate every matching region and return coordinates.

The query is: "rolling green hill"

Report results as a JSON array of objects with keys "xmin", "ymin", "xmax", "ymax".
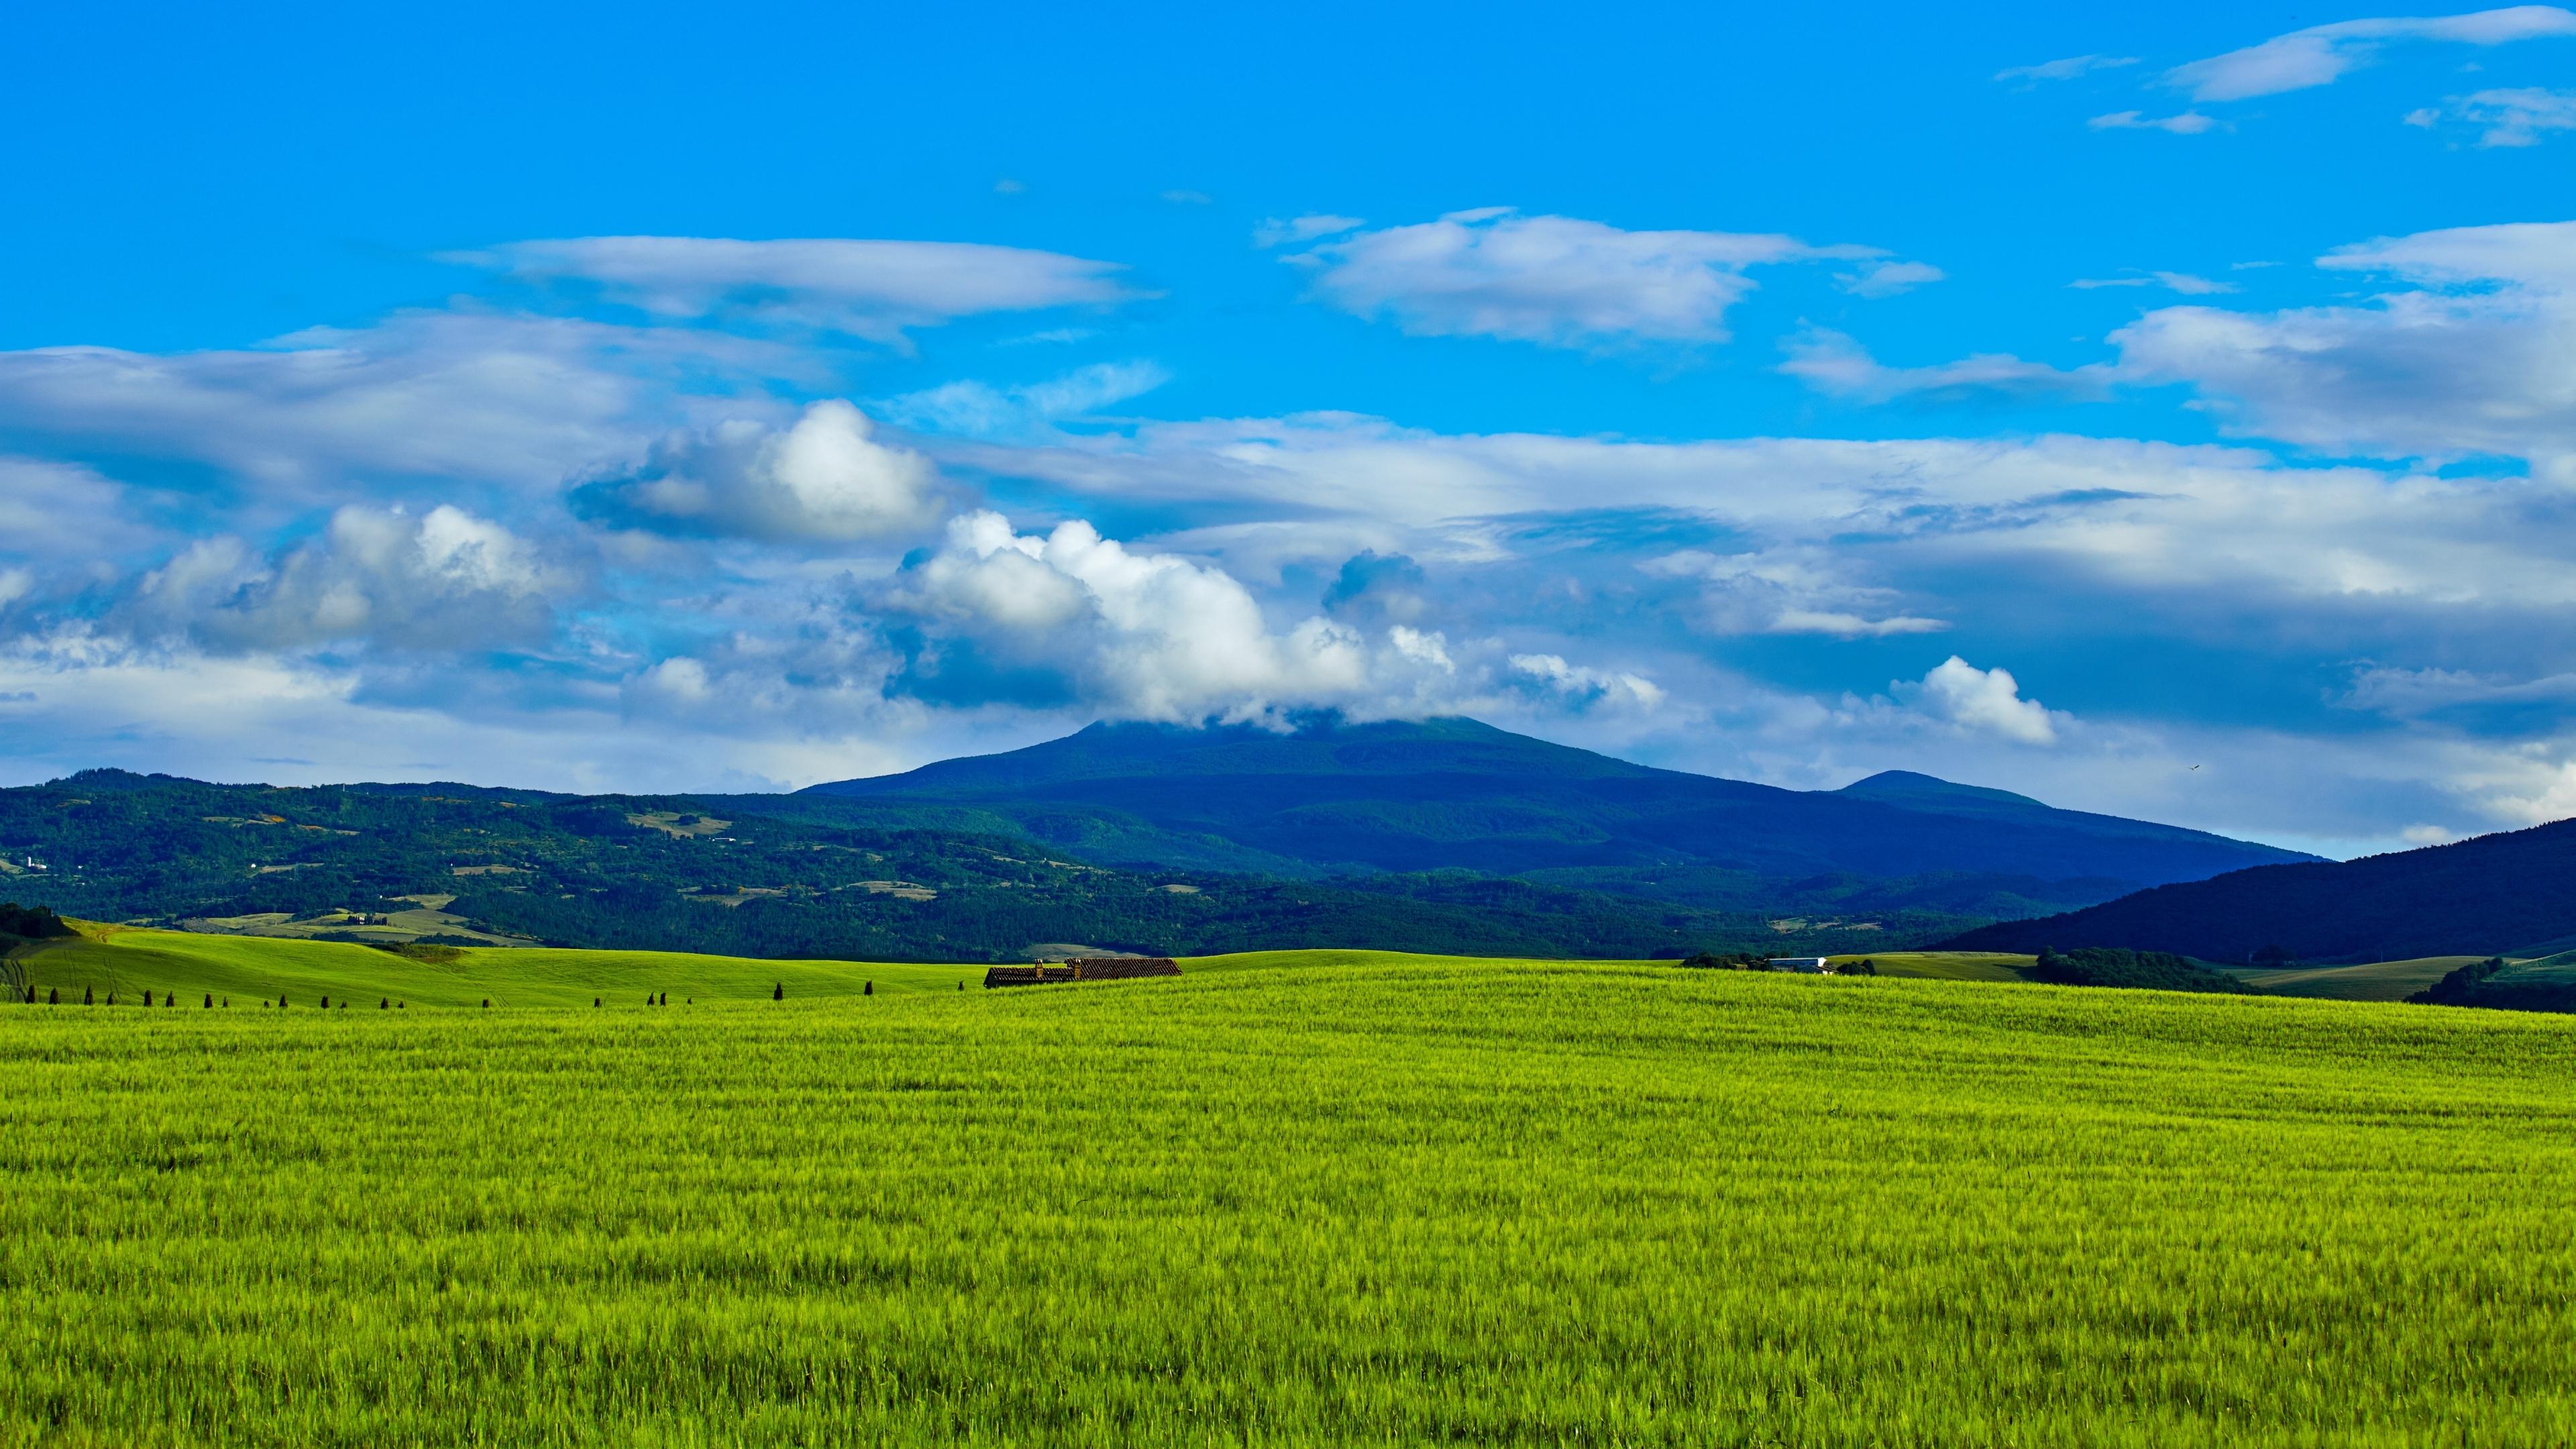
[{"xmin": 7, "ymin": 951, "xmax": 2573, "ymax": 1445}]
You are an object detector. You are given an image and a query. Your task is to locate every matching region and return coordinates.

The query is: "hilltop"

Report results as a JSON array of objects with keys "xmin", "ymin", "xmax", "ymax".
[{"xmin": 802, "ymin": 717, "xmax": 2310, "ymax": 916}]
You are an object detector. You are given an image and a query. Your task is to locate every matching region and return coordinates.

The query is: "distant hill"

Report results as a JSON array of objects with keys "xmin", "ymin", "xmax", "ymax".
[
  {"xmin": 1941, "ymin": 816, "xmax": 2576, "ymax": 964},
  {"xmin": 0, "ymin": 769, "xmax": 1949, "ymax": 962},
  {"xmin": 801, "ymin": 717, "xmax": 2313, "ymax": 913}
]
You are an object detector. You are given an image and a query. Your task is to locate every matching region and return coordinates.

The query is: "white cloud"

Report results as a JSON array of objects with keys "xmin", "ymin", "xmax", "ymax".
[
  {"xmin": 1778, "ymin": 329, "xmax": 2112, "ymax": 402},
  {"xmin": 452, "ymin": 236, "xmax": 1144, "ymax": 345},
  {"xmin": 879, "ymin": 361, "xmax": 1170, "ymax": 439},
  {"xmin": 1905, "ymin": 656, "xmax": 2060, "ymax": 745},
  {"xmin": 2167, "ymin": 7, "xmax": 2576, "ymax": 102},
  {"xmin": 131, "ymin": 504, "xmax": 560, "ymax": 653},
  {"xmin": 888, "ymin": 510, "xmax": 1404, "ymax": 722},
  {"xmin": 1642, "ymin": 547, "xmax": 1949, "ymax": 638},
  {"xmin": 0, "ymin": 311, "xmax": 788, "ymax": 502},
  {"xmin": 2113, "ymin": 220, "xmax": 2576, "ymax": 476},
  {"xmin": 2088, "ymin": 110, "xmax": 2219, "ymax": 135},
  {"xmin": 1291, "ymin": 208, "xmax": 1871, "ymax": 349},
  {"xmin": 1834, "ymin": 260, "xmax": 1946, "ymax": 298},
  {"xmin": 2454, "ymin": 86, "xmax": 2576, "ymax": 145},
  {"xmin": 1996, "ymin": 54, "xmax": 2140, "ymax": 85},
  {"xmin": 2070, "ymin": 271, "xmax": 2237, "ymax": 294},
  {"xmin": 0, "ymin": 458, "xmax": 165, "ymax": 576},
  {"xmin": 1253, "ymin": 215, "xmax": 1364, "ymax": 248},
  {"xmin": 574, "ymin": 400, "xmax": 943, "ymax": 544},
  {"xmin": 1509, "ymin": 653, "xmax": 1665, "ymax": 712}
]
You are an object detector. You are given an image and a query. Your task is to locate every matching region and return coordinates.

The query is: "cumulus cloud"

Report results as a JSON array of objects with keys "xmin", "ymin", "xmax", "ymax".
[
  {"xmin": 1289, "ymin": 208, "xmax": 1878, "ymax": 349},
  {"xmin": 1509, "ymin": 653, "xmax": 1665, "ymax": 712},
  {"xmin": 573, "ymin": 400, "xmax": 943, "ymax": 543},
  {"xmin": 2165, "ymin": 7, "xmax": 2576, "ymax": 101},
  {"xmin": 1904, "ymin": 656, "xmax": 2060, "ymax": 744},
  {"xmin": 1778, "ymin": 329, "xmax": 2113, "ymax": 403},
  {"xmin": 879, "ymin": 361, "xmax": 1170, "ymax": 439},
  {"xmin": 131, "ymin": 504, "xmax": 561, "ymax": 653},
  {"xmin": 451, "ymin": 236, "xmax": 1144, "ymax": 345},
  {"xmin": 885, "ymin": 510, "xmax": 1401, "ymax": 722},
  {"xmin": 2088, "ymin": 110, "xmax": 2219, "ymax": 135},
  {"xmin": 1996, "ymin": 54, "xmax": 2140, "ymax": 85},
  {"xmin": 2112, "ymin": 220, "xmax": 2576, "ymax": 476}
]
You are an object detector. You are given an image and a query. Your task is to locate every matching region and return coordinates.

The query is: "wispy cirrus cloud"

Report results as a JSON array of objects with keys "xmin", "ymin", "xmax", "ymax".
[
  {"xmin": 879, "ymin": 361, "xmax": 1171, "ymax": 439},
  {"xmin": 2088, "ymin": 109, "xmax": 2219, "ymax": 135},
  {"xmin": 1996, "ymin": 54, "xmax": 2140, "ymax": 86},
  {"xmin": 1287, "ymin": 208, "xmax": 1892, "ymax": 350},
  {"xmin": 1778, "ymin": 328, "xmax": 2114, "ymax": 403},
  {"xmin": 2070, "ymin": 271, "xmax": 2238, "ymax": 294},
  {"xmin": 1252, "ymin": 215, "xmax": 1364, "ymax": 248},
  {"xmin": 449, "ymin": 236, "xmax": 1147, "ymax": 345},
  {"xmin": 2112, "ymin": 219, "xmax": 2576, "ymax": 476},
  {"xmin": 2166, "ymin": 6, "xmax": 2576, "ymax": 102},
  {"xmin": 2439, "ymin": 86, "xmax": 2576, "ymax": 145}
]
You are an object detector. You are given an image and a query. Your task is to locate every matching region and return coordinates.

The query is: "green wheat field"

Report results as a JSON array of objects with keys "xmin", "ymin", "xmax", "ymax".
[{"xmin": 5, "ymin": 929, "xmax": 2575, "ymax": 1446}]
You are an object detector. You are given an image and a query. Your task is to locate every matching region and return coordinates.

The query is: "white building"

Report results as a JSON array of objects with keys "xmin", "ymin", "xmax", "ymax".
[{"xmin": 1765, "ymin": 957, "xmax": 1830, "ymax": 973}]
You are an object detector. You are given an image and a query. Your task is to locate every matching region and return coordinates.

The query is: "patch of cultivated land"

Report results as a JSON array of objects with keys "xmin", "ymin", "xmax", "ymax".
[
  {"xmin": 1828, "ymin": 949, "xmax": 2035, "ymax": 981},
  {"xmin": 2227, "ymin": 956, "xmax": 2491, "ymax": 1002},
  {"xmin": 12, "ymin": 923, "xmax": 981, "ymax": 1006},
  {"xmin": 5, "ymin": 941, "xmax": 2575, "ymax": 1445}
]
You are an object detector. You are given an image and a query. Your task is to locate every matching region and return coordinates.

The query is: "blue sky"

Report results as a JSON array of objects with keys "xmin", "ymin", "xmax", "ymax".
[{"xmin": 4, "ymin": 1, "xmax": 2573, "ymax": 855}]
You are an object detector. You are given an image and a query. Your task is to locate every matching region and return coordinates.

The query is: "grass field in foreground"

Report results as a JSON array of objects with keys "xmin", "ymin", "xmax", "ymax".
[{"xmin": 7, "ymin": 957, "xmax": 2576, "ymax": 1446}]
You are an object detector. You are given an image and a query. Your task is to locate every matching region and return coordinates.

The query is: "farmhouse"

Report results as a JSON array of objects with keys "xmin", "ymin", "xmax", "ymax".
[
  {"xmin": 1765, "ymin": 957, "xmax": 1831, "ymax": 973},
  {"xmin": 984, "ymin": 956, "xmax": 1183, "ymax": 988}
]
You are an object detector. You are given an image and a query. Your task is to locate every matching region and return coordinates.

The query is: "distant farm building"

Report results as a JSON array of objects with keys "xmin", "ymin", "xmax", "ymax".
[
  {"xmin": 984, "ymin": 957, "xmax": 1182, "ymax": 989},
  {"xmin": 1766, "ymin": 957, "xmax": 1831, "ymax": 973}
]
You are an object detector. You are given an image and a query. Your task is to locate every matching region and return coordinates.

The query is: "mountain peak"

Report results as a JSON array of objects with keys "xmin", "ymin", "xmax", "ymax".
[{"xmin": 1837, "ymin": 770, "xmax": 2048, "ymax": 810}]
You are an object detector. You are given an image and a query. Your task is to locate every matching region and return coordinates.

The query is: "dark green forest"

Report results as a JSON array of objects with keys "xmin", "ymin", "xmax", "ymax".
[{"xmin": 0, "ymin": 771, "xmax": 1959, "ymax": 961}]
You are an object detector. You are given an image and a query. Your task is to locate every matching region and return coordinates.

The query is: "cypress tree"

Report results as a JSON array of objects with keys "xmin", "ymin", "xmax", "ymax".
[
  {"xmin": 379, "ymin": 998, "xmax": 388, "ymax": 1009},
  {"xmin": 144, "ymin": 989, "xmax": 154, "ymax": 1007},
  {"xmin": 482, "ymin": 999, "xmax": 490, "ymax": 1008},
  {"xmin": 659, "ymin": 991, "xmax": 667, "ymax": 1006},
  {"xmin": 83, "ymin": 986, "xmax": 93, "ymax": 1005},
  {"xmin": 773, "ymin": 983, "xmax": 784, "ymax": 1000},
  {"xmin": 204, "ymin": 994, "xmax": 213, "ymax": 1008},
  {"xmin": 594, "ymin": 998, "xmax": 601, "ymax": 1008},
  {"xmin": 49, "ymin": 987, "xmax": 60, "ymax": 1004},
  {"xmin": 864, "ymin": 980, "xmax": 874, "ymax": 996},
  {"xmin": 319, "ymin": 996, "xmax": 329, "ymax": 1010}
]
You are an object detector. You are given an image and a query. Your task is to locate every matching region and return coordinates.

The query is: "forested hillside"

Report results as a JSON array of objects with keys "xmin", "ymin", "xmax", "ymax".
[
  {"xmin": 0, "ymin": 771, "xmax": 1948, "ymax": 961},
  {"xmin": 1943, "ymin": 816, "xmax": 2576, "ymax": 963}
]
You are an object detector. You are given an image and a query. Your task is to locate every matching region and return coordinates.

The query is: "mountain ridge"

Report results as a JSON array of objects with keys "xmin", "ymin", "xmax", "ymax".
[
  {"xmin": 802, "ymin": 716, "xmax": 2314, "ymax": 912},
  {"xmin": 1941, "ymin": 815, "xmax": 2576, "ymax": 963}
]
